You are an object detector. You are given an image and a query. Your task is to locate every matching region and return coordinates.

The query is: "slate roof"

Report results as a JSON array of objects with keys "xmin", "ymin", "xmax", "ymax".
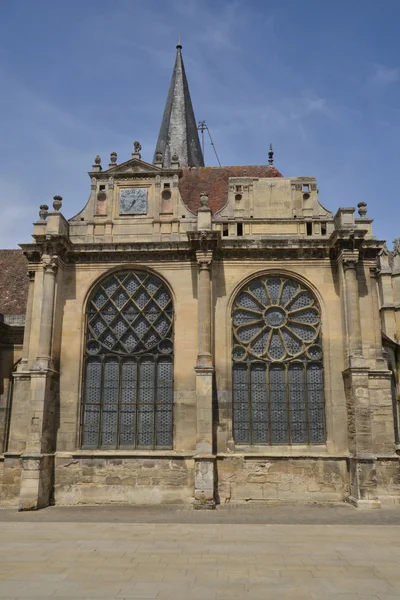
[
  {"xmin": 0, "ymin": 250, "xmax": 28, "ymax": 315},
  {"xmin": 153, "ymin": 45, "xmax": 204, "ymax": 168},
  {"xmin": 179, "ymin": 165, "xmax": 283, "ymax": 214}
]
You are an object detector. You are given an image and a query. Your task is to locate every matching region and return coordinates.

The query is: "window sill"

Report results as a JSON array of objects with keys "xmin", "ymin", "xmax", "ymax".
[
  {"xmin": 219, "ymin": 445, "xmax": 349, "ymax": 459},
  {"xmin": 57, "ymin": 450, "xmax": 193, "ymax": 459}
]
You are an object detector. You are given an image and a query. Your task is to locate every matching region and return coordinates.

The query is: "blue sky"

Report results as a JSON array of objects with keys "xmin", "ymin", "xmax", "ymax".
[{"xmin": 0, "ymin": 0, "xmax": 399, "ymax": 247}]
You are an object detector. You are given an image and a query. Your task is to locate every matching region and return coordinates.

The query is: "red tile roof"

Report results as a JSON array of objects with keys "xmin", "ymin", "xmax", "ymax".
[
  {"xmin": 0, "ymin": 250, "xmax": 28, "ymax": 315},
  {"xmin": 179, "ymin": 165, "xmax": 282, "ymax": 214}
]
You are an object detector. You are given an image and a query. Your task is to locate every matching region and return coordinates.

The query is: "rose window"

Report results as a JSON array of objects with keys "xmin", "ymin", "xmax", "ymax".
[
  {"xmin": 232, "ymin": 276, "xmax": 325, "ymax": 446},
  {"xmin": 232, "ymin": 276, "xmax": 321, "ymax": 362}
]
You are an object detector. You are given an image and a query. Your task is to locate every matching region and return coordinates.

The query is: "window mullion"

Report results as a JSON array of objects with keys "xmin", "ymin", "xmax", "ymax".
[
  {"xmin": 116, "ymin": 357, "xmax": 122, "ymax": 449},
  {"xmin": 266, "ymin": 364, "xmax": 271, "ymax": 445},
  {"xmin": 284, "ymin": 363, "xmax": 291, "ymax": 444},
  {"xmin": 304, "ymin": 362, "xmax": 310, "ymax": 444},
  {"xmin": 98, "ymin": 355, "xmax": 105, "ymax": 448}
]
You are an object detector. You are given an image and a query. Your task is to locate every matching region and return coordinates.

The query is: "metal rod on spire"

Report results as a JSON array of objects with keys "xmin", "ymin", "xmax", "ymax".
[
  {"xmin": 198, "ymin": 121, "xmax": 206, "ymax": 162},
  {"xmin": 197, "ymin": 120, "xmax": 221, "ymax": 166}
]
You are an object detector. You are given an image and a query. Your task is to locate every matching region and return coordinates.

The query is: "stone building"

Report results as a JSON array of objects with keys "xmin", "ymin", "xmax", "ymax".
[{"xmin": 0, "ymin": 44, "xmax": 399, "ymax": 510}]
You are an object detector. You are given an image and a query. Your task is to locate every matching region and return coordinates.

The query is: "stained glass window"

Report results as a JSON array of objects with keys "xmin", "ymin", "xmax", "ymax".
[
  {"xmin": 81, "ymin": 271, "xmax": 173, "ymax": 449},
  {"xmin": 232, "ymin": 275, "xmax": 326, "ymax": 445}
]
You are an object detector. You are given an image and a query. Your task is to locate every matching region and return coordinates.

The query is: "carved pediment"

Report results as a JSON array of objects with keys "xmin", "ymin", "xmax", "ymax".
[{"xmin": 102, "ymin": 158, "xmax": 162, "ymax": 176}]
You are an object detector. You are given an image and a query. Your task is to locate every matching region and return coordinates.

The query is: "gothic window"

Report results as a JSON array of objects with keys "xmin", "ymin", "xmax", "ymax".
[
  {"xmin": 81, "ymin": 271, "xmax": 174, "ymax": 449},
  {"xmin": 232, "ymin": 275, "xmax": 326, "ymax": 445}
]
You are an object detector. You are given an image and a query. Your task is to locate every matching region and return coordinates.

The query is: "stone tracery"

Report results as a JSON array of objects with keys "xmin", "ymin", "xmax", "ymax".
[
  {"xmin": 81, "ymin": 270, "xmax": 174, "ymax": 450},
  {"xmin": 232, "ymin": 275, "xmax": 325, "ymax": 446}
]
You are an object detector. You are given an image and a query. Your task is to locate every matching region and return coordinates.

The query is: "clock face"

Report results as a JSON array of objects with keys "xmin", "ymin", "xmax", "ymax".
[{"xmin": 119, "ymin": 188, "xmax": 148, "ymax": 215}]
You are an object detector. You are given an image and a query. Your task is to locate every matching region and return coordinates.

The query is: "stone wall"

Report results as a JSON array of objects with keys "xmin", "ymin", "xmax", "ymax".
[
  {"xmin": 1, "ymin": 453, "xmax": 22, "ymax": 506},
  {"xmin": 54, "ymin": 455, "xmax": 194, "ymax": 505},
  {"xmin": 216, "ymin": 456, "xmax": 348, "ymax": 504},
  {"xmin": 376, "ymin": 458, "xmax": 400, "ymax": 504}
]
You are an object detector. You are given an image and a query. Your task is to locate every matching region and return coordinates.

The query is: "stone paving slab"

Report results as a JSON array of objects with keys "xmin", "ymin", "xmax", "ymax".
[
  {"xmin": 0, "ymin": 502, "xmax": 400, "ymax": 524},
  {"xmin": 0, "ymin": 508, "xmax": 399, "ymax": 599}
]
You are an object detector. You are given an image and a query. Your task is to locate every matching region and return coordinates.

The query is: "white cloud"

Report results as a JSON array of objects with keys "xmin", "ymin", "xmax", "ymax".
[{"xmin": 371, "ymin": 64, "xmax": 400, "ymax": 84}]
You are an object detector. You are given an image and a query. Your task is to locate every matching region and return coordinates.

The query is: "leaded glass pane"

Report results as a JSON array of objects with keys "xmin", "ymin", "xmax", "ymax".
[
  {"xmin": 270, "ymin": 365, "xmax": 288, "ymax": 444},
  {"xmin": 232, "ymin": 275, "xmax": 326, "ymax": 446},
  {"xmin": 250, "ymin": 364, "xmax": 268, "ymax": 444},
  {"xmin": 307, "ymin": 364, "xmax": 325, "ymax": 443},
  {"xmin": 81, "ymin": 271, "xmax": 174, "ymax": 449},
  {"xmin": 288, "ymin": 364, "xmax": 307, "ymax": 444},
  {"xmin": 156, "ymin": 358, "xmax": 173, "ymax": 447},
  {"xmin": 233, "ymin": 364, "xmax": 250, "ymax": 444}
]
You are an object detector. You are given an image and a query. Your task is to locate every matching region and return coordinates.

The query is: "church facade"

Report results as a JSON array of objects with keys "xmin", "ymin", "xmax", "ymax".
[{"xmin": 1, "ymin": 45, "xmax": 399, "ymax": 510}]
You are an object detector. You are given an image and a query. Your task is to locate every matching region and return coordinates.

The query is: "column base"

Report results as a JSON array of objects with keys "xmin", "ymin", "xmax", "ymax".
[
  {"xmin": 193, "ymin": 499, "xmax": 216, "ymax": 510},
  {"xmin": 193, "ymin": 456, "xmax": 217, "ymax": 509},
  {"xmin": 19, "ymin": 453, "xmax": 54, "ymax": 511},
  {"xmin": 348, "ymin": 456, "xmax": 381, "ymax": 509},
  {"xmin": 348, "ymin": 355, "xmax": 366, "ymax": 368},
  {"xmin": 348, "ymin": 496, "xmax": 381, "ymax": 510}
]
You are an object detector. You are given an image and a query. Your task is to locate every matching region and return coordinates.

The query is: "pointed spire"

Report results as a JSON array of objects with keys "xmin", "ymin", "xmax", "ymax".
[{"xmin": 153, "ymin": 44, "xmax": 204, "ymax": 168}]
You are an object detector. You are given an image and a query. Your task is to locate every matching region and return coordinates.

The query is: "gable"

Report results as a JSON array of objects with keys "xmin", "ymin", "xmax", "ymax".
[{"xmin": 101, "ymin": 157, "xmax": 162, "ymax": 176}]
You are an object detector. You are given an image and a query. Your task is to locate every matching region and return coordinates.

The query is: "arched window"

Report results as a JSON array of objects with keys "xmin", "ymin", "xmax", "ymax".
[
  {"xmin": 232, "ymin": 275, "xmax": 325, "ymax": 445},
  {"xmin": 81, "ymin": 271, "xmax": 174, "ymax": 449}
]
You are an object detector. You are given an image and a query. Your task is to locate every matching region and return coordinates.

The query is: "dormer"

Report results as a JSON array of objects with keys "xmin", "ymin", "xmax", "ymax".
[{"xmin": 68, "ymin": 147, "xmax": 195, "ymax": 243}]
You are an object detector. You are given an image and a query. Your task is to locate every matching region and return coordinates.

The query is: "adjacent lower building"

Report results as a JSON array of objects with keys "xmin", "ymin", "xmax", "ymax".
[{"xmin": 0, "ymin": 44, "xmax": 399, "ymax": 510}]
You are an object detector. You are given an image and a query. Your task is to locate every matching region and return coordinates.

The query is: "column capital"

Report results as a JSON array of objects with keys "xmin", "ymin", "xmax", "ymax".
[
  {"xmin": 42, "ymin": 257, "xmax": 58, "ymax": 274},
  {"xmin": 369, "ymin": 266, "xmax": 380, "ymax": 278},
  {"xmin": 196, "ymin": 250, "xmax": 213, "ymax": 270},
  {"xmin": 338, "ymin": 249, "xmax": 359, "ymax": 266},
  {"xmin": 342, "ymin": 255, "xmax": 359, "ymax": 271}
]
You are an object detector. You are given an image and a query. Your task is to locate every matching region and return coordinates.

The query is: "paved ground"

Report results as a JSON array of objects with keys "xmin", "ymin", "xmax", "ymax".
[{"xmin": 0, "ymin": 504, "xmax": 399, "ymax": 599}]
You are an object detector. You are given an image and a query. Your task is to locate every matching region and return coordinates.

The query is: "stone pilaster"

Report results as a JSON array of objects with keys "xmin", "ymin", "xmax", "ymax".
[
  {"xmin": 19, "ymin": 257, "xmax": 59, "ymax": 510},
  {"xmin": 194, "ymin": 250, "xmax": 216, "ymax": 508},
  {"xmin": 369, "ymin": 267, "xmax": 386, "ymax": 368},
  {"xmin": 19, "ymin": 453, "xmax": 54, "ymax": 511},
  {"xmin": 196, "ymin": 251, "xmax": 213, "ymax": 370},
  {"xmin": 19, "ymin": 270, "xmax": 35, "ymax": 369},
  {"xmin": 8, "ymin": 270, "xmax": 35, "ymax": 453},
  {"xmin": 36, "ymin": 259, "xmax": 58, "ymax": 369},
  {"xmin": 343, "ymin": 367, "xmax": 381, "ymax": 508},
  {"xmin": 392, "ymin": 239, "xmax": 400, "ymax": 342},
  {"xmin": 377, "ymin": 247, "xmax": 396, "ymax": 340},
  {"xmin": 340, "ymin": 251, "xmax": 380, "ymax": 508},
  {"xmin": 342, "ymin": 254, "xmax": 363, "ymax": 364}
]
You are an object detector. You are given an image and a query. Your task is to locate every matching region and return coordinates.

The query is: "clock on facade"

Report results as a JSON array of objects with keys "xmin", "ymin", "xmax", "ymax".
[{"xmin": 119, "ymin": 188, "xmax": 148, "ymax": 215}]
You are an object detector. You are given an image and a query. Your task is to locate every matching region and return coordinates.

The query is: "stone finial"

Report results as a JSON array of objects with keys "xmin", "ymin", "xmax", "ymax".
[
  {"xmin": 39, "ymin": 204, "xmax": 49, "ymax": 221},
  {"xmin": 110, "ymin": 151, "xmax": 117, "ymax": 164},
  {"xmin": 155, "ymin": 150, "xmax": 163, "ymax": 163},
  {"xmin": 52, "ymin": 195, "xmax": 62, "ymax": 212},
  {"xmin": 199, "ymin": 191, "xmax": 209, "ymax": 209},
  {"xmin": 197, "ymin": 192, "xmax": 212, "ymax": 229},
  {"xmin": 357, "ymin": 201, "xmax": 367, "ymax": 218},
  {"xmin": 171, "ymin": 152, "xmax": 180, "ymax": 169},
  {"xmin": 134, "ymin": 141, "xmax": 142, "ymax": 153},
  {"xmin": 92, "ymin": 155, "xmax": 102, "ymax": 172},
  {"xmin": 268, "ymin": 143, "xmax": 274, "ymax": 166},
  {"xmin": 393, "ymin": 238, "xmax": 400, "ymax": 255}
]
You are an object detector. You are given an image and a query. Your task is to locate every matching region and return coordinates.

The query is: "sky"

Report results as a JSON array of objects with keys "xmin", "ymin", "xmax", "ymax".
[{"xmin": 0, "ymin": 0, "xmax": 399, "ymax": 248}]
